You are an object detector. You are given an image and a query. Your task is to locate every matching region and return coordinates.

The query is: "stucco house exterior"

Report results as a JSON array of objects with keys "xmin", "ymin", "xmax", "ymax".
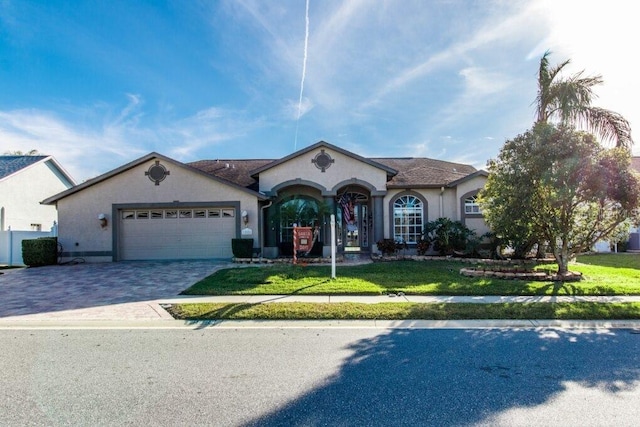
[
  {"xmin": 42, "ymin": 141, "xmax": 489, "ymax": 262},
  {"xmin": 0, "ymin": 155, "xmax": 75, "ymax": 231}
]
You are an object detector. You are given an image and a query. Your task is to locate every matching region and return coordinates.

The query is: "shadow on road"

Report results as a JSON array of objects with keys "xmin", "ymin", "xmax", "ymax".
[{"xmin": 245, "ymin": 327, "xmax": 640, "ymax": 426}]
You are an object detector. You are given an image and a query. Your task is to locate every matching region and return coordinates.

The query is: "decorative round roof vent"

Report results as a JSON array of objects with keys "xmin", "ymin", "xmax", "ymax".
[
  {"xmin": 312, "ymin": 149, "xmax": 334, "ymax": 172},
  {"xmin": 145, "ymin": 160, "xmax": 170, "ymax": 185}
]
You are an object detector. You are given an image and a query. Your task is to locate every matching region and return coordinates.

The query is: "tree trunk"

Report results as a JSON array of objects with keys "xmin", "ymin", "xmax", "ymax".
[{"xmin": 553, "ymin": 243, "xmax": 571, "ymax": 276}]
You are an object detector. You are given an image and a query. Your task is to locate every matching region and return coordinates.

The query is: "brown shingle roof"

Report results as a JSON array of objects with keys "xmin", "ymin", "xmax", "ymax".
[
  {"xmin": 189, "ymin": 156, "xmax": 479, "ymax": 190},
  {"xmin": 188, "ymin": 159, "xmax": 274, "ymax": 192},
  {"xmin": 374, "ymin": 158, "xmax": 477, "ymax": 187}
]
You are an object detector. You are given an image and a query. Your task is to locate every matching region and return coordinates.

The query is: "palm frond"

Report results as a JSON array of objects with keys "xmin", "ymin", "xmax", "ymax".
[{"xmin": 574, "ymin": 107, "xmax": 633, "ymax": 149}]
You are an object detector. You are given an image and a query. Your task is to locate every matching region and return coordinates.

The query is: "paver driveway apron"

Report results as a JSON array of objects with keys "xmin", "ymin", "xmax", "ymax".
[{"xmin": 0, "ymin": 260, "xmax": 231, "ymax": 319}]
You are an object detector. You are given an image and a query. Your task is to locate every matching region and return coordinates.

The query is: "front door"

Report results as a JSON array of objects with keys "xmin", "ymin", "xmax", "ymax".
[{"xmin": 337, "ymin": 192, "xmax": 369, "ymax": 252}]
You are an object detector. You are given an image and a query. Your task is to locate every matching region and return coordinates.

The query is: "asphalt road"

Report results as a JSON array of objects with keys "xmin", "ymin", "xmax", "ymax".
[{"xmin": 2, "ymin": 327, "xmax": 640, "ymax": 426}]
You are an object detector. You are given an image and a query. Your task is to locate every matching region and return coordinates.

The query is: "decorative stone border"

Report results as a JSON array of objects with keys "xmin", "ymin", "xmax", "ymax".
[
  {"xmin": 460, "ymin": 267, "xmax": 582, "ymax": 282},
  {"xmin": 371, "ymin": 254, "xmax": 555, "ymax": 266},
  {"xmin": 371, "ymin": 254, "xmax": 581, "ymax": 281}
]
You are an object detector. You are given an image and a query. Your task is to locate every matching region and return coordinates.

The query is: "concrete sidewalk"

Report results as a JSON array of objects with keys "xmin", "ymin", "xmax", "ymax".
[{"xmin": 2, "ymin": 294, "xmax": 640, "ymax": 330}]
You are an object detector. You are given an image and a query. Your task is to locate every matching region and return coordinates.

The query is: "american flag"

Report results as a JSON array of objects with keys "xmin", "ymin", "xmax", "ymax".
[{"xmin": 339, "ymin": 193, "xmax": 352, "ymax": 224}]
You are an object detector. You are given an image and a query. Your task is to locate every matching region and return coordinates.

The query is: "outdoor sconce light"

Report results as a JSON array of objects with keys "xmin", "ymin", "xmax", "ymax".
[
  {"xmin": 98, "ymin": 213, "xmax": 108, "ymax": 228},
  {"xmin": 241, "ymin": 210, "xmax": 249, "ymax": 226}
]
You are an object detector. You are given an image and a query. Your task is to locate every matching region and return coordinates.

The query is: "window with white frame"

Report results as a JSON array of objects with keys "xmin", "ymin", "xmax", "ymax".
[
  {"xmin": 464, "ymin": 195, "xmax": 482, "ymax": 214},
  {"xmin": 393, "ymin": 195, "xmax": 423, "ymax": 243}
]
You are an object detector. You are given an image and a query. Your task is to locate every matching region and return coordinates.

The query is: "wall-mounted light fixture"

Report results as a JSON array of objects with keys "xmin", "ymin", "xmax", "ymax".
[
  {"xmin": 241, "ymin": 210, "xmax": 249, "ymax": 226},
  {"xmin": 98, "ymin": 213, "xmax": 108, "ymax": 228}
]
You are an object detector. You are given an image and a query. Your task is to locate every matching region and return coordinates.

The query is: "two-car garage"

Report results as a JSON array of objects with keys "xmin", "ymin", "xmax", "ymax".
[
  {"xmin": 118, "ymin": 206, "xmax": 237, "ymax": 260},
  {"xmin": 40, "ymin": 151, "xmax": 266, "ymax": 263}
]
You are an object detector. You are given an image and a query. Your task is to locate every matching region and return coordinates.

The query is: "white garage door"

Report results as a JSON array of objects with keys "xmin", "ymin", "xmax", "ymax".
[{"xmin": 119, "ymin": 207, "xmax": 236, "ymax": 260}]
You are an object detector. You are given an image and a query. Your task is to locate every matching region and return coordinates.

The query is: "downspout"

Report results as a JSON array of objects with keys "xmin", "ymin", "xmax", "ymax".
[
  {"xmin": 260, "ymin": 200, "xmax": 273, "ymax": 260},
  {"xmin": 439, "ymin": 187, "xmax": 445, "ymax": 218}
]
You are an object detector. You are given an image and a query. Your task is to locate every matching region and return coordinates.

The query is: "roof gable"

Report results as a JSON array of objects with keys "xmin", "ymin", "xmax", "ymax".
[
  {"xmin": 0, "ymin": 155, "xmax": 75, "ymax": 186},
  {"xmin": 249, "ymin": 141, "xmax": 398, "ymax": 177},
  {"xmin": 42, "ymin": 152, "xmax": 267, "ymax": 205}
]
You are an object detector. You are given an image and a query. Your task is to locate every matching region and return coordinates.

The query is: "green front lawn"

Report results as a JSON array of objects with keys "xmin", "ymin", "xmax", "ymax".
[
  {"xmin": 181, "ymin": 253, "xmax": 640, "ymax": 296},
  {"xmin": 168, "ymin": 302, "xmax": 640, "ymax": 321}
]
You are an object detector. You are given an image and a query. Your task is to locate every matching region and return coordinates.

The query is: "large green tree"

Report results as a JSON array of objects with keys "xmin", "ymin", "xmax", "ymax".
[
  {"xmin": 481, "ymin": 124, "xmax": 640, "ymax": 276},
  {"xmin": 535, "ymin": 50, "xmax": 633, "ymax": 149}
]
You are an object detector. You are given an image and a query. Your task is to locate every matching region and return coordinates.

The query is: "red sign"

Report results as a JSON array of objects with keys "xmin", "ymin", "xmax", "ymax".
[{"xmin": 295, "ymin": 227, "xmax": 313, "ymax": 252}]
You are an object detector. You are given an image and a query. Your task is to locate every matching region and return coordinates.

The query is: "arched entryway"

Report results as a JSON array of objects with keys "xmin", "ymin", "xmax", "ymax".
[
  {"xmin": 263, "ymin": 184, "xmax": 328, "ymax": 257},
  {"xmin": 262, "ymin": 182, "xmax": 378, "ymax": 258},
  {"xmin": 336, "ymin": 188, "xmax": 371, "ymax": 253}
]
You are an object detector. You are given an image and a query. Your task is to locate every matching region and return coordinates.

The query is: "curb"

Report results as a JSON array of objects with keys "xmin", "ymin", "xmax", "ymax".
[{"xmin": 2, "ymin": 318, "xmax": 640, "ymax": 330}]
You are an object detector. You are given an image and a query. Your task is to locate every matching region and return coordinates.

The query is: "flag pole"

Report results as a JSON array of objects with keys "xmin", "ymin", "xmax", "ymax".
[{"xmin": 330, "ymin": 214, "xmax": 336, "ymax": 279}]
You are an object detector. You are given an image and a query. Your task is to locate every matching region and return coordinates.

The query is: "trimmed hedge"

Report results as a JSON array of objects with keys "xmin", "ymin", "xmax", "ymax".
[
  {"xmin": 232, "ymin": 238, "xmax": 254, "ymax": 258},
  {"xmin": 22, "ymin": 237, "xmax": 58, "ymax": 267}
]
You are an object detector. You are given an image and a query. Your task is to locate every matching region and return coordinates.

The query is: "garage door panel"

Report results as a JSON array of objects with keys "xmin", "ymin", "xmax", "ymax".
[{"xmin": 119, "ymin": 208, "xmax": 236, "ymax": 260}]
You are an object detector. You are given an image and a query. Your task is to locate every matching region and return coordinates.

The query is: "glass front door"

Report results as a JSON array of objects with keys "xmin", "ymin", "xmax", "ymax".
[{"xmin": 337, "ymin": 192, "xmax": 369, "ymax": 252}]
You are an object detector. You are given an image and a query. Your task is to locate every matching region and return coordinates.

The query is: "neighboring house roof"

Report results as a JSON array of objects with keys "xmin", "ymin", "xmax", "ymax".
[
  {"xmin": 41, "ymin": 152, "xmax": 268, "ymax": 205},
  {"xmin": 0, "ymin": 155, "xmax": 75, "ymax": 186}
]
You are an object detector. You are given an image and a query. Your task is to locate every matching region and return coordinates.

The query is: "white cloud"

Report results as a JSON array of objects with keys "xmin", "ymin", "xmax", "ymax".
[
  {"xmin": 0, "ymin": 99, "xmax": 267, "ymax": 181},
  {"xmin": 284, "ymin": 97, "xmax": 314, "ymax": 120}
]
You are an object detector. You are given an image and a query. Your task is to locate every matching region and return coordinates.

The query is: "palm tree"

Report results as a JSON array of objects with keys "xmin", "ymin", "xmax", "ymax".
[
  {"xmin": 535, "ymin": 50, "xmax": 633, "ymax": 149},
  {"xmin": 3, "ymin": 149, "xmax": 40, "ymax": 155}
]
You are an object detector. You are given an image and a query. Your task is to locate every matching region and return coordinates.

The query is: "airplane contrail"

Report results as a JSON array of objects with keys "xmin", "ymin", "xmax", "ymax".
[{"xmin": 294, "ymin": 0, "xmax": 310, "ymax": 151}]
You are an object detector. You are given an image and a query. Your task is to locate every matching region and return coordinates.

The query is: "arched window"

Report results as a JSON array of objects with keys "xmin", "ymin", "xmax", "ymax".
[
  {"xmin": 393, "ymin": 194, "xmax": 423, "ymax": 243},
  {"xmin": 464, "ymin": 195, "xmax": 482, "ymax": 214},
  {"xmin": 279, "ymin": 197, "xmax": 321, "ymax": 243}
]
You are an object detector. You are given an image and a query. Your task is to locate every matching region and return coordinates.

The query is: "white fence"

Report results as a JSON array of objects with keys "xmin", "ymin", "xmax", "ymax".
[{"xmin": 0, "ymin": 223, "xmax": 57, "ymax": 266}]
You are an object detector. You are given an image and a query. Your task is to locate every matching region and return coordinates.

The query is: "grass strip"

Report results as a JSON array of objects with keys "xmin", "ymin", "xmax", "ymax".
[{"xmin": 167, "ymin": 302, "xmax": 640, "ymax": 321}]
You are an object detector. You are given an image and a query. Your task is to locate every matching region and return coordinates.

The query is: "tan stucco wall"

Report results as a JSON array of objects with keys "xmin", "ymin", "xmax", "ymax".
[
  {"xmin": 457, "ymin": 175, "xmax": 490, "ymax": 236},
  {"xmin": 55, "ymin": 159, "xmax": 259, "ymax": 261},
  {"xmin": 259, "ymin": 148, "xmax": 389, "ymax": 194},
  {"xmin": 381, "ymin": 177, "xmax": 489, "ymax": 239},
  {"xmin": 0, "ymin": 160, "xmax": 71, "ymax": 231},
  {"xmin": 383, "ymin": 188, "xmax": 458, "ymax": 237}
]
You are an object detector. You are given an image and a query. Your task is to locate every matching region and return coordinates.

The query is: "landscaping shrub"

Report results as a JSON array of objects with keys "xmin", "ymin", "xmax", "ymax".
[
  {"xmin": 22, "ymin": 237, "xmax": 58, "ymax": 267},
  {"xmin": 376, "ymin": 239, "xmax": 407, "ymax": 256},
  {"xmin": 231, "ymin": 238, "xmax": 254, "ymax": 258},
  {"xmin": 416, "ymin": 238, "xmax": 431, "ymax": 255},
  {"xmin": 423, "ymin": 218, "xmax": 477, "ymax": 256}
]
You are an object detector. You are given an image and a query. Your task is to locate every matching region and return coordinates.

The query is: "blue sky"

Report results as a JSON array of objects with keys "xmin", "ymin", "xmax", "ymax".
[{"xmin": 1, "ymin": 0, "xmax": 638, "ymax": 182}]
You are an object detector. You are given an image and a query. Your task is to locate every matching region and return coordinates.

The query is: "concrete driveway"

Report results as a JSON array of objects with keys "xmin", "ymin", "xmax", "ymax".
[{"xmin": 0, "ymin": 260, "xmax": 232, "ymax": 321}]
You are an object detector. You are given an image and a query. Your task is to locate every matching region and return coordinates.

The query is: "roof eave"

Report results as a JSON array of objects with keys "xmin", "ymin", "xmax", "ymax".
[{"xmin": 42, "ymin": 152, "xmax": 267, "ymax": 205}]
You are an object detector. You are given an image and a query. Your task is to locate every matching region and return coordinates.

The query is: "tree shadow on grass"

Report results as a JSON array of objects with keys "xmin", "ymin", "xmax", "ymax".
[
  {"xmin": 535, "ymin": 282, "xmax": 586, "ymax": 296},
  {"xmin": 534, "ymin": 282, "xmax": 620, "ymax": 296},
  {"xmin": 242, "ymin": 327, "xmax": 640, "ymax": 426}
]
